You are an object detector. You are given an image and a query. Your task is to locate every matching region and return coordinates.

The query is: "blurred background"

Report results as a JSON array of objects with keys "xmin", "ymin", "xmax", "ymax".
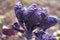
[{"xmin": 0, "ymin": 0, "xmax": 60, "ymax": 40}]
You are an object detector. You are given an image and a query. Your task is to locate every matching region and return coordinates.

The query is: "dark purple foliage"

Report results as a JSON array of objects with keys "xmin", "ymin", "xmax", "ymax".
[
  {"xmin": 2, "ymin": 29, "xmax": 15, "ymax": 36},
  {"xmin": 27, "ymin": 3, "xmax": 38, "ymax": 13},
  {"xmin": 12, "ymin": 22, "xmax": 20, "ymax": 29},
  {"xmin": 42, "ymin": 34, "xmax": 56, "ymax": 40},
  {"xmin": 39, "ymin": 16, "xmax": 58, "ymax": 31},
  {"xmin": 34, "ymin": 29, "xmax": 56, "ymax": 40},
  {"xmin": 12, "ymin": 22, "xmax": 24, "ymax": 33},
  {"xmin": 13, "ymin": 2, "xmax": 58, "ymax": 40},
  {"xmin": 34, "ymin": 29, "xmax": 45, "ymax": 37},
  {"xmin": 14, "ymin": 2, "xmax": 23, "ymax": 12},
  {"xmin": 14, "ymin": 2, "xmax": 24, "ymax": 23}
]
